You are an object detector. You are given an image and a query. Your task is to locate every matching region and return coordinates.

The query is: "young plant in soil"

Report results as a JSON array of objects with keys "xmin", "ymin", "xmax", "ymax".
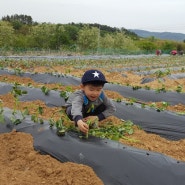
[
  {"xmin": 116, "ymin": 97, "xmax": 122, "ymax": 102},
  {"xmin": 78, "ymin": 119, "xmax": 134, "ymax": 141},
  {"xmin": 60, "ymin": 86, "xmax": 73, "ymax": 101},
  {"xmin": 11, "ymin": 82, "xmax": 27, "ymax": 98},
  {"xmin": 48, "ymin": 108, "xmax": 69, "ymax": 136},
  {"xmin": 176, "ymin": 85, "xmax": 183, "ymax": 93},
  {"xmin": 41, "ymin": 86, "xmax": 50, "ymax": 95},
  {"xmin": 155, "ymin": 85, "xmax": 166, "ymax": 93},
  {"xmin": 31, "ymin": 106, "xmax": 44, "ymax": 124},
  {"xmin": 89, "ymin": 120, "xmax": 134, "ymax": 141},
  {"xmin": 85, "ymin": 119, "xmax": 98, "ymax": 139},
  {"xmin": 149, "ymin": 101, "xmax": 170, "ymax": 112},
  {"xmin": 14, "ymin": 68, "xmax": 23, "ymax": 76},
  {"xmin": 9, "ymin": 84, "xmax": 28, "ymax": 125},
  {"xmin": 49, "ymin": 118, "xmax": 66, "ymax": 136}
]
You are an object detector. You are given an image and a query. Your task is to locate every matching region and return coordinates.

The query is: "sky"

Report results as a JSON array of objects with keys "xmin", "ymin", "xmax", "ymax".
[{"xmin": 1, "ymin": 0, "xmax": 185, "ymax": 34}]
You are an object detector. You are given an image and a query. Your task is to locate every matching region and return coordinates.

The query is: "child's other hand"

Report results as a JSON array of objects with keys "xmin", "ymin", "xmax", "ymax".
[{"xmin": 77, "ymin": 120, "xmax": 89, "ymax": 133}]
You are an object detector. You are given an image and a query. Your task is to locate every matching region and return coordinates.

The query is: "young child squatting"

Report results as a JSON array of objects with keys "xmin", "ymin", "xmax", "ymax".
[{"xmin": 65, "ymin": 69, "xmax": 116, "ymax": 134}]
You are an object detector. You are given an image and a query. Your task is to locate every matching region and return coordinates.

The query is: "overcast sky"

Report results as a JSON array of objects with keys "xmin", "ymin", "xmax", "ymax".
[{"xmin": 1, "ymin": 0, "xmax": 185, "ymax": 34}]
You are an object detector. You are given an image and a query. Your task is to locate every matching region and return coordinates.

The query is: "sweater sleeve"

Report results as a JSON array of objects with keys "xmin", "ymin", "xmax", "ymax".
[
  {"xmin": 100, "ymin": 92, "xmax": 116, "ymax": 118},
  {"xmin": 70, "ymin": 91, "xmax": 84, "ymax": 123}
]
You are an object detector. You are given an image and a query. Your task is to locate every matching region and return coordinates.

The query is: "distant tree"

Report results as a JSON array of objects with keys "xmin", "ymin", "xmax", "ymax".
[
  {"xmin": 177, "ymin": 43, "xmax": 183, "ymax": 51},
  {"xmin": 64, "ymin": 24, "xmax": 79, "ymax": 41},
  {"xmin": 30, "ymin": 23, "xmax": 71, "ymax": 49},
  {"xmin": 11, "ymin": 20, "xmax": 22, "ymax": 30},
  {"xmin": 77, "ymin": 26, "xmax": 99, "ymax": 50},
  {"xmin": 161, "ymin": 41, "xmax": 176, "ymax": 51},
  {"xmin": 147, "ymin": 36, "xmax": 156, "ymax": 42},
  {"xmin": 0, "ymin": 21, "xmax": 14, "ymax": 47},
  {"xmin": 137, "ymin": 40, "xmax": 156, "ymax": 51},
  {"xmin": 113, "ymin": 32, "xmax": 139, "ymax": 50},
  {"xmin": 114, "ymin": 32, "xmax": 130, "ymax": 48},
  {"xmin": 30, "ymin": 23, "xmax": 56, "ymax": 48},
  {"xmin": 13, "ymin": 34, "xmax": 30, "ymax": 48},
  {"xmin": 51, "ymin": 24, "xmax": 70, "ymax": 49},
  {"xmin": 121, "ymin": 27, "xmax": 139, "ymax": 40},
  {"xmin": 1, "ymin": 14, "xmax": 34, "ymax": 35},
  {"xmin": 2, "ymin": 14, "xmax": 33, "ymax": 25},
  {"xmin": 101, "ymin": 34, "xmax": 114, "ymax": 48},
  {"xmin": 89, "ymin": 23, "xmax": 120, "ymax": 34},
  {"xmin": 0, "ymin": 18, "xmax": 183, "ymax": 53}
]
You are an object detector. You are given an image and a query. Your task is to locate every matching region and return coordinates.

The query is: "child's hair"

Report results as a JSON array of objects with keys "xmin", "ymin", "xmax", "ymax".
[
  {"xmin": 82, "ymin": 80, "xmax": 105, "ymax": 87},
  {"xmin": 81, "ymin": 69, "xmax": 108, "ymax": 85}
]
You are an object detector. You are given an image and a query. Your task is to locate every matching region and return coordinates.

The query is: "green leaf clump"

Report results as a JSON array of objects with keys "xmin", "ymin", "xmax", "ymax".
[{"xmin": 89, "ymin": 120, "xmax": 134, "ymax": 141}]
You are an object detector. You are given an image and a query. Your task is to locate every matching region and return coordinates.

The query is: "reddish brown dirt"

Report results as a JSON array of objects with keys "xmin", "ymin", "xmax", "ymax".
[{"xmin": 0, "ymin": 131, "xmax": 103, "ymax": 185}]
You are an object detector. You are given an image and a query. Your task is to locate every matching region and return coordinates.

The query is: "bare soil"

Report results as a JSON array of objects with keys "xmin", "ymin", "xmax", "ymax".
[{"xmin": 0, "ymin": 131, "xmax": 103, "ymax": 185}]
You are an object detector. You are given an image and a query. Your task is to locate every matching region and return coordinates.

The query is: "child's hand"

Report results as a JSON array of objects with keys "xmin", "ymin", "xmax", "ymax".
[
  {"xmin": 83, "ymin": 116, "xmax": 98, "ymax": 124},
  {"xmin": 77, "ymin": 120, "xmax": 89, "ymax": 133},
  {"xmin": 83, "ymin": 116, "xmax": 99, "ymax": 128}
]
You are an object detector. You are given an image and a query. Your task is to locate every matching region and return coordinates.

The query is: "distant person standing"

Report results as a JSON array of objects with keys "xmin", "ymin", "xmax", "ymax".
[
  {"xmin": 178, "ymin": 50, "xmax": 184, "ymax": 55},
  {"xmin": 171, "ymin": 50, "xmax": 177, "ymax": 55},
  {"xmin": 156, "ymin": 49, "xmax": 162, "ymax": 56}
]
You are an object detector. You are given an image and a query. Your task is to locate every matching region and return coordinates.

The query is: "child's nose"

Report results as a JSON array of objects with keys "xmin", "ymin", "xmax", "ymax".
[{"xmin": 94, "ymin": 91, "xmax": 100, "ymax": 96}]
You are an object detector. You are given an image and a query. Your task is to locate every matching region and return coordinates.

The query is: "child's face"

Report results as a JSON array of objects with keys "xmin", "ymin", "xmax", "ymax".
[{"xmin": 81, "ymin": 84, "xmax": 103, "ymax": 101}]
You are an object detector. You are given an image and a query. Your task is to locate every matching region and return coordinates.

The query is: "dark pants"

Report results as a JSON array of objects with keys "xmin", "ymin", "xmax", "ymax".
[{"xmin": 66, "ymin": 104, "xmax": 106, "ymax": 121}]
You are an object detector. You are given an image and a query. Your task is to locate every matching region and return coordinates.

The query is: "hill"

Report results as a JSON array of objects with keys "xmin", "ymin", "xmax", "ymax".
[{"xmin": 129, "ymin": 29, "xmax": 185, "ymax": 41}]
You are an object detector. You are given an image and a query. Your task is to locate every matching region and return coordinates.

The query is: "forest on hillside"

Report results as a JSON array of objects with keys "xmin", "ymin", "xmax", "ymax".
[{"xmin": 0, "ymin": 14, "xmax": 185, "ymax": 55}]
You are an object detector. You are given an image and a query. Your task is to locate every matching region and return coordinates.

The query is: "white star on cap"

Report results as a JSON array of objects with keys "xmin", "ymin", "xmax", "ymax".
[{"xmin": 92, "ymin": 71, "xmax": 99, "ymax": 78}]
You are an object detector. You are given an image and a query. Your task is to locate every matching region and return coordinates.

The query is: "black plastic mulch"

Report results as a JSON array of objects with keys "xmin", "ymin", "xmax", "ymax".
[
  {"xmin": 0, "ymin": 69, "xmax": 185, "ymax": 140},
  {"xmin": 1, "ymin": 108, "xmax": 185, "ymax": 185},
  {"xmin": 1, "ymin": 67, "xmax": 185, "ymax": 185}
]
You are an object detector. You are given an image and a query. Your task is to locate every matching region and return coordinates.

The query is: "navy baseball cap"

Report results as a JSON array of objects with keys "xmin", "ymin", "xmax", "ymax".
[{"xmin": 81, "ymin": 69, "xmax": 108, "ymax": 84}]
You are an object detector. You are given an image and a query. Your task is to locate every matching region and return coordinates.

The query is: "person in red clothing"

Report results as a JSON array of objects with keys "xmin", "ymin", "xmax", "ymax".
[
  {"xmin": 171, "ymin": 50, "xmax": 177, "ymax": 55},
  {"xmin": 156, "ymin": 49, "xmax": 162, "ymax": 56}
]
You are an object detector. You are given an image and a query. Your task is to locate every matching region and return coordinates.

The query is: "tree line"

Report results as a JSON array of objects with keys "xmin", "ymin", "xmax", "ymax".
[{"xmin": 0, "ymin": 14, "xmax": 184, "ymax": 54}]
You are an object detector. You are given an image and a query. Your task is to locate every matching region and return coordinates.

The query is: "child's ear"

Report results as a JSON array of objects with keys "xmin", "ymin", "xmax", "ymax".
[{"xmin": 80, "ymin": 84, "xmax": 85, "ymax": 90}]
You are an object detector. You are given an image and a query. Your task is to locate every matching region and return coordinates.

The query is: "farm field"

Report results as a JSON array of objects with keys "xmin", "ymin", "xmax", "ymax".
[{"xmin": 0, "ymin": 55, "xmax": 185, "ymax": 184}]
